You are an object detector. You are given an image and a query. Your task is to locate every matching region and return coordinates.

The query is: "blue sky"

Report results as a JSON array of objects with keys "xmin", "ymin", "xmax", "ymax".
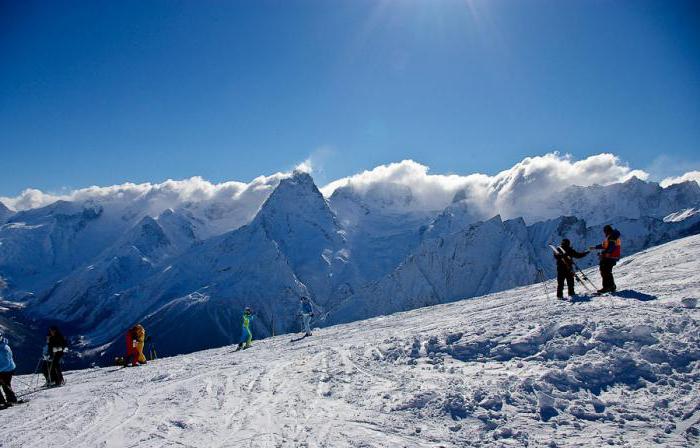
[{"xmin": 1, "ymin": 0, "xmax": 698, "ymax": 196}]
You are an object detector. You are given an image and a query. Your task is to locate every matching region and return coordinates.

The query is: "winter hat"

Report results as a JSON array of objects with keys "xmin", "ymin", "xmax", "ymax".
[
  {"xmin": 603, "ymin": 225, "xmax": 613, "ymax": 235},
  {"xmin": 561, "ymin": 239, "xmax": 571, "ymax": 248}
]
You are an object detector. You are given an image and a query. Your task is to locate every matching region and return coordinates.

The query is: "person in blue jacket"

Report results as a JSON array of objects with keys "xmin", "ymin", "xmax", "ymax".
[
  {"xmin": 0, "ymin": 332, "xmax": 18, "ymax": 408},
  {"xmin": 299, "ymin": 296, "xmax": 314, "ymax": 337}
]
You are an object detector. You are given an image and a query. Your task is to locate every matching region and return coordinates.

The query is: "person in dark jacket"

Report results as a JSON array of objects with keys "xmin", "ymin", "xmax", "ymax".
[
  {"xmin": 0, "ymin": 332, "xmax": 18, "ymax": 408},
  {"xmin": 590, "ymin": 225, "xmax": 622, "ymax": 294},
  {"xmin": 47, "ymin": 326, "xmax": 67, "ymax": 386},
  {"xmin": 553, "ymin": 239, "xmax": 589, "ymax": 299}
]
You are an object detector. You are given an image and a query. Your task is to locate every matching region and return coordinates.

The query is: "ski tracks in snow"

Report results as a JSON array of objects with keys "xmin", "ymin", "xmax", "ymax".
[{"xmin": 2, "ymin": 236, "xmax": 700, "ymax": 447}]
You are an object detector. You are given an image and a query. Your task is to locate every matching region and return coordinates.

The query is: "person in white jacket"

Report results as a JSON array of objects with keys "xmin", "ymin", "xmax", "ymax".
[
  {"xmin": 299, "ymin": 297, "xmax": 314, "ymax": 337},
  {"xmin": 0, "ymin": 332, "xmax": 18, "ymax": 408}
]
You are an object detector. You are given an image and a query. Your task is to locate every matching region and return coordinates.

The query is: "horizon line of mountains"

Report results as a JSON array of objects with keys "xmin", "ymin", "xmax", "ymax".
[{"xmin": 0, "ymin": 171, "xmax": 699, "ymax": 370}]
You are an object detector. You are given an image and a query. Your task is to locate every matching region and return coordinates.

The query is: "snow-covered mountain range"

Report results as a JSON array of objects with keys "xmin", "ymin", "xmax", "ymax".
[
  {"xmin": 2, "ymin": 235, "xmax": 699, "ymax": 447},
  {"xmin": 1, "ymin": 165, "xmax": 699, "ymax": 367}
]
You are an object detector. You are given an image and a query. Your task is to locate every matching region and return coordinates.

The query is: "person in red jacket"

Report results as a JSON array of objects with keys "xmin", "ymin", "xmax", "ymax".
[{"xmin": 125, "ymin": 326, "xmax": 139, "ymax": 367}]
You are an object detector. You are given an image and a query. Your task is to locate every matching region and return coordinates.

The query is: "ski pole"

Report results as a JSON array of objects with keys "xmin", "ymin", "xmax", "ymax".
[
  {"xmin": 572, "ymin": 261, "xmax": 597, "ymax": 292},
  {"xmin": 31, "ymin": 356, "xmax": 43, "ymax": 390}
]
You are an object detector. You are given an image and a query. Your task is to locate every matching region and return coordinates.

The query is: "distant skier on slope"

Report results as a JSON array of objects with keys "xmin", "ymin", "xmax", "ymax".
[
  {"xmin": 590, "ymin": 225, "xmax": 622, "ymax": 294},
  {"xmin": 134, "ymin": 324, "xmax": 147, "ymax": 365},
  {"xmin": 236, "ymin": 307, "xmax": 254, "ymax": 351},
  {"xmin": 47, "ymin": 326, "xmax": 67, "ymax": 386},
  {"xmin": 552, "ymin": 239, "xmax": 589, "ymax": 299},
  {"xmin": 125, "ymin": 326, "xmax": 140, "ymax": 367},
  {"xmin": 0, "ymin": 332, "xmax": 18, "ymax": 409},
  {"xmin": 299, "ymin": 296, "xmax": 314, "ymax": 337}
]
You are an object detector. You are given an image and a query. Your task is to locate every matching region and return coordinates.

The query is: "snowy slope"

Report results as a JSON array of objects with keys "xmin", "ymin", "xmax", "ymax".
[
  {"xmin": 546, "ymin": 177, "xmax": 700, "ymax": 226},
  {"xmin": 331, "ymin": 211, "xmax": 700, "ymax": 325},
  {"xmin": 2, "ymin": 235, "xmax": 699, "ymax": 447},
  {"xmin": 0, "ymin": 200, "xmax": 122, "ymax": 295},
  {"xmin": 328, "ymin": 186, "xmax": 435, "ymax": 283},
  {"xmin": 31, "ymin": 209, "xmax": 201, "ymax": 326},
  {"xmin": 0, "ymin": 176, "xmax": 286, "ymax": 299}
]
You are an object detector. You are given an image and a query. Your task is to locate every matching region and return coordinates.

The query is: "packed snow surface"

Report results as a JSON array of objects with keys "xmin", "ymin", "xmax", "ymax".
[{"xmin": 2, "ymin": 236, "xmax": 699, "ymax": 448}]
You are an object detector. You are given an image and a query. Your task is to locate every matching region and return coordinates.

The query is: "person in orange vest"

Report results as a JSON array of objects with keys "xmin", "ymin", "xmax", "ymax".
[
  {"xmin": 590, "ymin": 225, "xmax": 621, "ymax": 294},
  {"xmin": 134, "ymin": 324, "xmax": 147, "ymax": 365}
]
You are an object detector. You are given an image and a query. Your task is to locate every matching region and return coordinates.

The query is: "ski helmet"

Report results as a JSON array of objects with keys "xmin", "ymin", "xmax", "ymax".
[
  {"xmin": 561, "ymin": 238, "xmax": 571, "ymax": 248},
  {"xmin": 603, "ymin": 224, "xmax": 613, "ymax": 235},
  {"xmin": 244, "ymin": 307, "xmax": 252, "ymax": 314}
]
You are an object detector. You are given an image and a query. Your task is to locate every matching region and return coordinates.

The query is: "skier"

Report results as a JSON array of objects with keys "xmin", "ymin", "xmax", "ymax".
[
  {"xmin": 47, "ymin": 326, "xmax": 67, "ymax": 386},
  {"xmin": 552, "ymin": 239, "xmax": 589, "ymax": 299},
  {"xmin": 299, "ymin": 296, "xmax": 314, "ymax": 337},
  {"xmin": 236, "ymin": 307, "xmax": 254, "ymax": 351},
  {"xmin": 0, "ymin": 332, "xmax": 18, "ymax": 409},
  {"xmin": 134, "ymin": 324, "xmax": 147, "ymax": 365},
  {"xmin": 125, "ymin": 326, "xmax": 139, "ymax": 367},
  {"xmin": 590, "ymin": 225, "xmax": 622, "ymax": 294}
]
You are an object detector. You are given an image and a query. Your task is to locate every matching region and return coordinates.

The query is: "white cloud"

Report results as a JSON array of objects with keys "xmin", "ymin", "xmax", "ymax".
[
  {"xmin": 0, "ymin": 174, "xmax": 289, "ymax": 213},
  {"xmin": 660, "ymin": 171, "xmax": 700, "ymax": 188},
  {"xmin": 322, "ymin": 152, "xmax": 649, "ymax": 218},
  {"xmin": 294, "ymin": 160, "xmax": 314, "ymax": 174},
  {"xmin": 0, "ymin": 152, "xmax": 653, "ymax": 227}
]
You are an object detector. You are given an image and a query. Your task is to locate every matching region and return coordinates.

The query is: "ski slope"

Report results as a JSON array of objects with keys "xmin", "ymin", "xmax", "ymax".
[{"xmin": 2, "ymin": 236, "xmax": 699, "ymax": 448}]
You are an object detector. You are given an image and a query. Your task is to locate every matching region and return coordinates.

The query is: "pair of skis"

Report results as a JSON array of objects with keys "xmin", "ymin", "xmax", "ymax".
[
  {"xmin": 290, "ymin": 333, "xmax": 311, "ymax": 343},
  {"xmin": 0, "ymin": 399, "xmax": 29, "ymax": 410}
]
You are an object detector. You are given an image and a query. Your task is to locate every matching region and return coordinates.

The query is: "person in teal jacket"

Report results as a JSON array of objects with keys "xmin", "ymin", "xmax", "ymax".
[
  {"xmin": 236, "ymin": 307, "xmax": 254, "ymax": 351},
  {"xmin": 0, "ymin": 332, "xmax": 18, "ymax": 408}
]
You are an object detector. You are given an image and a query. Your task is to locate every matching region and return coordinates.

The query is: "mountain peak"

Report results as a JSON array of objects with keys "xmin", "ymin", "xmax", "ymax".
[
  {"xmin": 0, "ymin": 200, "xmax": 13, "ymax": 224},
  {"xmin": 287, "ymin": 169, "xmax": 316, "ymax": 185},
  {"xmin": 259, "ymin": 170, "xmax": 325, "ymax": 211},
  {"xmin": 623, "ymin": 175, "xmax": 647, "ymax": 185}
]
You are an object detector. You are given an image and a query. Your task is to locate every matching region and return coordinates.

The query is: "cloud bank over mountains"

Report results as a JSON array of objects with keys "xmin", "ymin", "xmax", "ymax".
[
  {"xmin": 322, "ymin": 153, "xmax": 651, "ymax": 215},
  {"xmin": 1, "ymin": 153, "xmax": 697, "ymax": 224},
  {"xmin": 660, "ymin": 170, "xmax": 700, "ymax": 188},
  {"xmin": 1, "ymin": 173, "xmax": 288, "ymax": 213}
]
